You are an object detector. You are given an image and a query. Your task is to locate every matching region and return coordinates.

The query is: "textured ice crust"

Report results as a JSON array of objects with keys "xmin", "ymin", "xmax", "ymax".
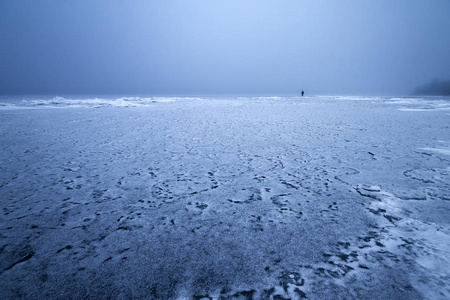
[{"xmin": 0, "ymin": 96, "xmax": 449, "ymax": 299}]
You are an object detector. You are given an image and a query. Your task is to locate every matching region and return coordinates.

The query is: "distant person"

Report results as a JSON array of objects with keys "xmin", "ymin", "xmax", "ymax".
[{"xmin": 301, "ymin": 91, "xmax": 304, "ymax": 97}]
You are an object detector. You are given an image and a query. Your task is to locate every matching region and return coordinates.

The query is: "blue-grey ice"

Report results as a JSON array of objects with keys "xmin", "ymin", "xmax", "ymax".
[{"xmin": 1, "ymin": 96, "xmax": 449, "ymax": 299}]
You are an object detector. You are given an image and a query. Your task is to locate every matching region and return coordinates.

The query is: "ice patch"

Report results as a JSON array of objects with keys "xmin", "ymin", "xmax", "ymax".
[
  {"xmin": 356, "ymin": 184, "xmax": 450, "ymax": 300},
  {"xmin": 420, "ymin": 147, "xmax": 450, "ymax": 156},
  {"xmin": 242, "ymin": 96, "xmax": 283, "ymax": 100},
  {"xmin": 399, "ymin": 108, "xmax": 434, "ymax": 112},
  {"xmin": 386, "ymin": 96, "xmax": 450, "ymax": 111},
  {"xmin": 320, "ymin": 96, "xmax": 387, "ymax": 101}
]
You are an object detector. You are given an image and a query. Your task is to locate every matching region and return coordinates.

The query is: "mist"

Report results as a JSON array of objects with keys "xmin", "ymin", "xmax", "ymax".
[{"xmin": 1, "ymin": 0, "xmax": 450, "ymax": 96}]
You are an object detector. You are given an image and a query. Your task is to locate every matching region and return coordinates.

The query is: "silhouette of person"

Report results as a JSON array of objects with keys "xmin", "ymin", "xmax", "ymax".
[{"xmin": 301, "ymin": 91, "xmax": 304, "ymax": 97}]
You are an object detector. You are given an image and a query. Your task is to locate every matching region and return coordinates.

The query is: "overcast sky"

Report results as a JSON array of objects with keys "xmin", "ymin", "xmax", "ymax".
[{"xmin": 1, "ymin": 0, "xmax": 449, "ymax": 96}]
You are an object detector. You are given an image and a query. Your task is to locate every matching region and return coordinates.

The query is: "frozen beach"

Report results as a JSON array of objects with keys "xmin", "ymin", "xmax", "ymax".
[{"xmin": 0, "ymin": 96, "xmax": 449, "ymax": 299}]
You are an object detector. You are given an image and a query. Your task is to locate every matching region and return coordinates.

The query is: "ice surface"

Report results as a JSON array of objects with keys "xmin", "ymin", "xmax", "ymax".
[{"xmin": 0, "ymin": 96, "xmax": 449, "ymax": 299}]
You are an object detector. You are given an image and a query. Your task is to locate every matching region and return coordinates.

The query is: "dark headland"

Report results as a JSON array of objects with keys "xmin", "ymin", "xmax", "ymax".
[{"xmin": 412, "ymin": 79, "xmax": 450, "ymax": 96}]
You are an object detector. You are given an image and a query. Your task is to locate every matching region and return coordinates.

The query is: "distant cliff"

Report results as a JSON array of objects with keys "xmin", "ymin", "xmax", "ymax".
[{"xmin": 412, "ymin": 79, "xmax": 450, "ymax": 96}]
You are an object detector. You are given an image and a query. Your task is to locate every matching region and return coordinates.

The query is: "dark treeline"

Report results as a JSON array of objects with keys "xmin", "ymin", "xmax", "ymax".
[{"xmin": 412, "ymin": 79, "xmax": 450, "ymax": 96}]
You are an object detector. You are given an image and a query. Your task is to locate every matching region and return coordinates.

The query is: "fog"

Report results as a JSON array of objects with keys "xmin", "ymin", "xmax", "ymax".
[{"xmin": 1, "ymin": 0, "xmax": 449, "ymax": 96}]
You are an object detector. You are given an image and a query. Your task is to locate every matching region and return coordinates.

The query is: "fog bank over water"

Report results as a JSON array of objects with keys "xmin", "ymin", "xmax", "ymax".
[{"xmin": 1, "ymin": 0, "xmax": 450, "ymax": 96}]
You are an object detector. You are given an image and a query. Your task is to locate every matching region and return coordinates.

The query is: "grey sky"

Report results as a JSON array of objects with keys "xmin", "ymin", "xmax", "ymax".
[{"xmin": 1, "ymin": 0, "xmax": 449, "ymax": 96}]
